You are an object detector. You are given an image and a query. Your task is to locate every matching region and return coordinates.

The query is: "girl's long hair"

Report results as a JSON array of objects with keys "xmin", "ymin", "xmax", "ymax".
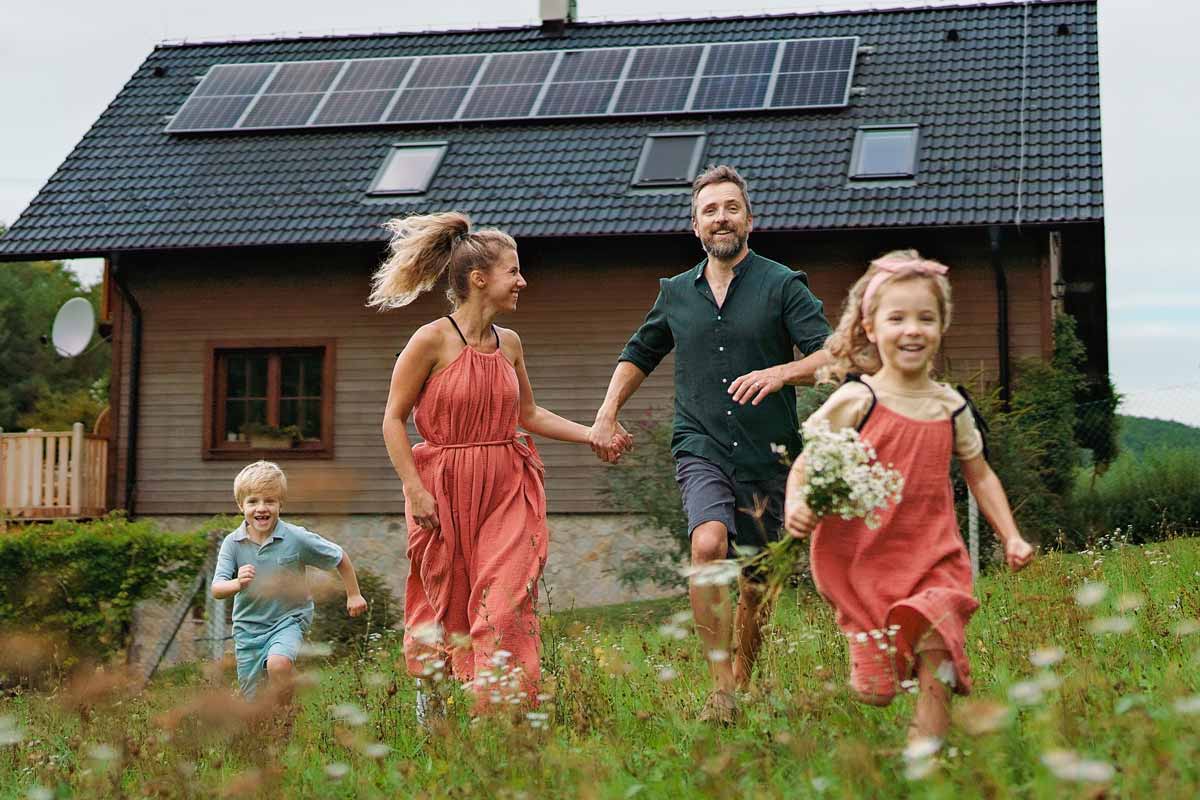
[
  {"xmin": 820, "ymin": 249, "xmax": 953, "ymax": 383},
  {"xmin": 367, "ymin": 211, "xmax": 517, "ymax": 310}
]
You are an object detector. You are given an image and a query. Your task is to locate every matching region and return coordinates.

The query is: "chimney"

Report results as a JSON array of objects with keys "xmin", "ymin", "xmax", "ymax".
[{"xmin": 540, "ymin": 0, "xmax": 577, "ymax": 36}]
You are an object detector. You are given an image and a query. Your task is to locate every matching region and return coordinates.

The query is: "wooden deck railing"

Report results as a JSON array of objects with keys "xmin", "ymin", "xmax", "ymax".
[{"xmin": 0, "ymin": 423, "xmax": 108, "ymax": 519}]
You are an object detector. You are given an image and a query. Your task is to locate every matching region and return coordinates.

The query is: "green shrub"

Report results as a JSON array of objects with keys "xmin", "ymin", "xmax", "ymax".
[
  {"xmin": 0, "ymin": 514, "xmax": 209, "ymax": 675},
  {"xmin": 308, "ymin": 567, "xmax": 400, "ymax": 657},
  {"xmin": 599, "ymin": 412, "xmax": 689, "ymax": 591},
  {"xmin": 1069, "ymin": 447, "xmax": 1200, "ymax": 543}
]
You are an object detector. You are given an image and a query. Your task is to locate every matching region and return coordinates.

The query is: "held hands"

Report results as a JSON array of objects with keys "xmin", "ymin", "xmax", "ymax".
[
  {"xmin": 236, "ymin": 564, "xmax": 256, "ymax": 590},
  {"xmin": 346, "ymin": 593, "xmax": 368, "ymax": 617},
  {"xmin": 784, "ymin": 492, "xmax": 819, "ymax": 539},
  {"xmin": 405, "ymin": 485, "xmax": 440, "ymax": 532},
  {"xmin": 588, "ymin": 416, "xmax": 635, "ymax": 464},
  {"xmin": 729, "ymin": 366, "xmax": 784, "ymax": 406},
  {"xmin": 1004, "ymin": 535, "xmax": 1034, "ymax": 572}
]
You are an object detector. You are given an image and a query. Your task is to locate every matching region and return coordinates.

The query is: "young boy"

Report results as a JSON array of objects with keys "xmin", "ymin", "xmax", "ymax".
[{"xmin": 212, "ymin": 460, "xmax": 368, "ymax": 701}]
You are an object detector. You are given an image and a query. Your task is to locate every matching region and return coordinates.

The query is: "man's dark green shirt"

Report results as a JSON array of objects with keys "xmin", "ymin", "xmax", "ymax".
[{"xmin": 619, "ymin": 250, "xmax": 832, "ymax": 482}]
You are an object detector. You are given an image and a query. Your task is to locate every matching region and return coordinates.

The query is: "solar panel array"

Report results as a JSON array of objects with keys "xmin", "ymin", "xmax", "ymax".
[{"xmin": 166, "ymin": 37, "xmax": 858, "ymax": 132}]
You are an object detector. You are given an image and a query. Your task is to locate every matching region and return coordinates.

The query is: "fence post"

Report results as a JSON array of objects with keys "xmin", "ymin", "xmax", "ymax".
[
  {"xmin": 69, "ymin": 422, "xmax": 84, "ymax": 516},
  {"xmin": 968, "ymin": 489, "xmax": 980, "ymax": 578}
]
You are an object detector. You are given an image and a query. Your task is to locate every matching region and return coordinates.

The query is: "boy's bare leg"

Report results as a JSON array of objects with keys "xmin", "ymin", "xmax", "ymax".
[
  {"xmin": 732, "ymin": 577, "xmax": 772, "ymax": 690},
  {"xmin": 908, "ymin": 650, "xmax": 952, "ymax": 741},
  {"xmin": 690, "ymin": 522, "xmax": 737, "ymax": 722},
  {"xmin": 264, "ymin": 655, "xmax": 296, "ymax": 707}
]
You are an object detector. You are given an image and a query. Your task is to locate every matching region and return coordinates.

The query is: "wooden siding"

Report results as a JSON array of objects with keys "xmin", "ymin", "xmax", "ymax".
[{"xmin": 112, "ymin": 229, "xmax": 1050, "ymax": 516}]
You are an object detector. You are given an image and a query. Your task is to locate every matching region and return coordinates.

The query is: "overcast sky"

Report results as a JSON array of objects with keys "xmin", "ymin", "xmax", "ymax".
[{"xmin": 2, "ymin": 0, "xmax": 1196, "ymax": 422}]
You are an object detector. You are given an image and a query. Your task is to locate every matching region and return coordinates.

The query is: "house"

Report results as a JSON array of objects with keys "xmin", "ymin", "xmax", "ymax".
[{"xmin": 0, "ymin": 0, "xmax": 1105, "ymax": 607}]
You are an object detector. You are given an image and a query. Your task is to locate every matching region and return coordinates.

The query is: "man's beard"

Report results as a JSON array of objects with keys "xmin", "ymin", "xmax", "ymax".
[{"xmin": 701, "ymin": 228, "xmax": 747, "ymax": 259}]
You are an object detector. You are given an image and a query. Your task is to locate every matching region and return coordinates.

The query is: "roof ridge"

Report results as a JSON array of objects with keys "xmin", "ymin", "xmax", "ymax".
[{"xmin": 152, "ymin": 0, "xmax": 1093, "ymax": 50}]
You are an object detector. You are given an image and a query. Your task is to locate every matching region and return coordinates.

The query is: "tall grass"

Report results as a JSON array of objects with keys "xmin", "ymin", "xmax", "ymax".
[{"xmin": 2, "ymin": 539, "xmax": 1198, "ymax": 798}]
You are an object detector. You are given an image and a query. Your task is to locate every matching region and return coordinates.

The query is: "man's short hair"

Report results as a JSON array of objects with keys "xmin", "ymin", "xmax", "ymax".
[
  {"xmin": 233, "ymin": 460, "xmax": 287, "ymax": 505},
  {"xmin": 691, "ymin": 165, "xmax": 753, "ymax": 220}
]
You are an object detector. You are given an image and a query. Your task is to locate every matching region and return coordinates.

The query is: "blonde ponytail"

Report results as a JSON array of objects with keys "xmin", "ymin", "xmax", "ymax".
[{"xmin": 367, "ymin": 212, "xmax": 516, "ymax": 310}]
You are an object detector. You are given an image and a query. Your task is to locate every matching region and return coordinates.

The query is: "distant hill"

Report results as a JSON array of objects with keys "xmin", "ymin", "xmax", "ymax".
[{"xmin": 1118, "ymin": 415, "xmax": 1200, "ymax": 457}]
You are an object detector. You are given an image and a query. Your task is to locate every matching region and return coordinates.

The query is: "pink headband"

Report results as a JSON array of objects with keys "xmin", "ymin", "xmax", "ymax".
[{"xmin": 861, "ymin": 257, "xmax": 948, "ymax": 322}]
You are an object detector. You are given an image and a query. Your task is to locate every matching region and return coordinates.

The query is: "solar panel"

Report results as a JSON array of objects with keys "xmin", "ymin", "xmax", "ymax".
[
  {"xmin": 461, "ymin": 83, "xmax": 543, "ymax": 119},
  {"xmin": 538, "ymin": 80, "xmax": 618, "ymax": 117},
  {"xmin": 264, "ymin": 61, "xmax": 342, "ymax": 94},
  {"xmin": 194, "ymin": 64, "xmax": 275, "ymax": 97},
  {"xmin": 388, "ymin": 87, "xmax": 470, "ymax": 122},
  {"xmin": 241, "ymin": 92, "xmax": 325, "ymax": 128},
  {"xmin": 768, "ymin": 38, "xmax": 858, "ymax": 108},
  {"xmin": 167, "ymin": 37, "xmax": 858, "ymax": 132},
  {"xmin": 479, "ymin": 52, "xmax": 556, "ymax": 85}
]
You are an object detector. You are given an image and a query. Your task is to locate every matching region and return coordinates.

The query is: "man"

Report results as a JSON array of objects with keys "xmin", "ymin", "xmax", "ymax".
[{"xmin": 590, "ymin": 165, "xmax": 832, "ymax": 723}]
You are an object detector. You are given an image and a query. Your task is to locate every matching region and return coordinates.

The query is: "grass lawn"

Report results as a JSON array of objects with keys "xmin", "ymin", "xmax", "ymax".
[{"xmin": 2, "ymin": 538, "xmax": 1199, "ymax": 798}]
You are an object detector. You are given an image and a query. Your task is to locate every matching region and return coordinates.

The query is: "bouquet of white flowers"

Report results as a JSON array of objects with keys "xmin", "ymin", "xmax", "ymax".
[
  {"xmin": 793, "ymin": 418, "xmax": 905, "ymax": 530},
  {"xmin": 745, "ymin": 419, "xmax": 904, "ymax": 591}
]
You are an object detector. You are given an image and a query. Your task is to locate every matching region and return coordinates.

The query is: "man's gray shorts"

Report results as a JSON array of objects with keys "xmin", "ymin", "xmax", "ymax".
[{"xmin": 674, "ymin": 453, "xmax": 787, "ymax": 581}]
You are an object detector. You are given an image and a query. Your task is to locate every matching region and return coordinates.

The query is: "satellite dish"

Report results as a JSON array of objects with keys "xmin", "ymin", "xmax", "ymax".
[{"xmin": 51, "ymin": 297, "xmax": 95, "ymax": 358}]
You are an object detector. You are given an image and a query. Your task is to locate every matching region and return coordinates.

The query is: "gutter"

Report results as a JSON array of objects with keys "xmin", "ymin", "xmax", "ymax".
[
  {"xmin": 108, "ymin": 255, "xmax": 142, "ymax": 515},
  {"xmin": 989, "ymin": 226, "xmax": 1011, "ymax": 409}
]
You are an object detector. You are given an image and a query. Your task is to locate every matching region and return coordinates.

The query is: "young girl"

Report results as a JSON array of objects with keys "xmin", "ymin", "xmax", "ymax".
[
  {"xmin": 784, "ymin": 249, "xmax": 1033, "ymax": 741},
  {"xmin": 374, "ymin": 212, "xmax": 631, "ymax": 717}
]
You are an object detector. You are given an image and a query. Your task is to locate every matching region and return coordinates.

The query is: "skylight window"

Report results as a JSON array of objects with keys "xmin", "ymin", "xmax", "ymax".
[
  {"xmin": 850, "ymin": 125, "xmax": 919, "ymax": 180},
  {"xmin": 368, "ymin": 143, "xmax": 447, "ymax": 195},
  {"xmin": 633, "ymin": 133, "xmax": 706, "ymax": 187}
]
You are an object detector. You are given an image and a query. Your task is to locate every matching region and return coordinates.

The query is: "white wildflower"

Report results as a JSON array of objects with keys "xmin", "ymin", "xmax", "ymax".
[
  {"xmin": 0, "ymin": 716, "xmax": 23, "ymax": 747},
  {"xmin": 935, "ymin": 660, "xmax": 957, "ymax": 688},
  {"xmin": 903, "ymin": 736, "xmax": 942, "ymax": 761},
  {"xmin": 1030, "ymin": 647, "xmax": 1064, "ymax": 668},
  {"xmin": 297, "ymin": 641, "xmax": 334, "ymax": 658},
  {"xmin": 87, "ymin": 744, "xmax": 119, "ymax": 763},
  {"xmin": 1074, "ymin": 582, "xmax": 1107, "ymax": 608},
  {"xmin": 324, "ymin": 762, "xmax": 350, "ymax": 780},
  {"xmin": 331, "ymin": 703, "xmax": 368, "ymax": 727},
  {"xmin": 1173, "ymin": 619, "xmax": 1200, "ymax": 637},
  {"xmin": 811, "ymin": 776, "xmax": 831, "ymax": 792},
  {"xmin": 1008, "ymin": 681, "xmax": 1044, "ymax": 705},
  {"xmin": 1089, "ymin": 617, "xmax": 1134, "ymax": 635},
  {"xmin": 658, "ymin": 667, "xmax": 678, "ymax": 682},
  {"xmin": 362, "ymin": 742, "xmax": 390, "ymax": 759},
  {"xmin": 27, "ymin": 786, "xmax": 54, "ymax": 800},
  {"xmin": 681, "ymin": 560, "xmax": 741, "ymax": 586},
  {"xmin": 1115, "ymin": 593, "xmax": 1144, "ymax": 612},
  {"xmin": 708, "ymin": 649, "xmax": 730, "ymax": 663},
  {"xmin": 1041, "ymin": 750, "xmax": 1114, "ymax": 783},
  {"xmin": 1174, "ymin": 695, "xmax": 1200, "ymax": 714},
  {"xmin": 796, "ymin": 419, "xmax": 904, "ymax": 528}
]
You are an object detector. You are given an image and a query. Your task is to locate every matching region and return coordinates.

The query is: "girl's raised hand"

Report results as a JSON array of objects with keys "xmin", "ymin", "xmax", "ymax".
[
  {"xmin": 784, "ymin": 493, "xmax": 819, "ymax": 539},
  {"xmin": 1005, "ymin": 535, "xmax": 1034, "ymax": 572}
]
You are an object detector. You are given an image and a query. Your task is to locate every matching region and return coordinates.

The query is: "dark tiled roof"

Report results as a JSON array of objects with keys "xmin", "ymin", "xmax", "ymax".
[{"xmin": 0, "ymin": 1, "xmax": 1101, "ymax": 259}]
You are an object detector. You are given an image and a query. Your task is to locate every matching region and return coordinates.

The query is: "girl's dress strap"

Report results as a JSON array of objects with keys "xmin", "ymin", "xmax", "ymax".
[
  {"xmin": 445, "ymin": 315, "xmax": 469, "ymax": 346},
  {"xmin": 844, "ymin": 373, "xmax": 877, "ymax": 431},
  {"xmin": 952, "ymin": 384, "xmax": 991, "ymax": 461}
]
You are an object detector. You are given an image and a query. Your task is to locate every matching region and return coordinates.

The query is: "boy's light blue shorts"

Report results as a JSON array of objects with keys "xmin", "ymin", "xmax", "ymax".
[{"xmin": 234, "ymin": 618, "xmax": 304, "ymax": 698}]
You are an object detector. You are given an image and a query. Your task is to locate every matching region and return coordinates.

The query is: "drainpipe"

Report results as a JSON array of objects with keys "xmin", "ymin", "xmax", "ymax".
[
  {"xmin": 109, "ymin": 254, "xmax": 142, "ymax": 515},
  {"xmin": 989, "ymin": 226, "xmax": 1011, "ymax": 409}
]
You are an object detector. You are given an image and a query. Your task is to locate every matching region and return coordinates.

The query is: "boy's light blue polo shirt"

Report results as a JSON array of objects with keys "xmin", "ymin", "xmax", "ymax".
[{"xmin": 213, "ymin": 518, "xmax": 344, "ymax": 636}]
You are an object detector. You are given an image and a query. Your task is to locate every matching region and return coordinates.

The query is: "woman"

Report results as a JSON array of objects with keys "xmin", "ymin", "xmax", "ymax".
[{"xmin": 374, "ymin": 212, "xmax": 630, "ymax": 716}]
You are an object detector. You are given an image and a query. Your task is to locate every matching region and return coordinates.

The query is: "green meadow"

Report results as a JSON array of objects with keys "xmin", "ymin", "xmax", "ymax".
[{"xmin": 2, "ymin": 537, "xmax": 1198, "ymax": 799}]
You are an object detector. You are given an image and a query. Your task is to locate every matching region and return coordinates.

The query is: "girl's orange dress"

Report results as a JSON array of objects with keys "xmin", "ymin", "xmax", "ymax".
[
  {"xmin": 402, "ymin": 319, "xmax": 548, "ymax": 706},
  {"xmin": 810, "ymin": 378, "xmax": 979, "ymax": 700}
]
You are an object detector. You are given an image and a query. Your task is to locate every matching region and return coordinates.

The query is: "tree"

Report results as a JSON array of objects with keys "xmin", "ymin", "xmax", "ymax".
[{"xmin": 0, "ymin": 229, "xmax": 110, "ymax": 432}]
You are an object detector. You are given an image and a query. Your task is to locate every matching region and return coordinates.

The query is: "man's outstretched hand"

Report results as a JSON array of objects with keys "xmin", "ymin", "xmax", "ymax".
[{"xmin": 729, "ymin": 367, "xmax": 784, "ymax": 406}]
